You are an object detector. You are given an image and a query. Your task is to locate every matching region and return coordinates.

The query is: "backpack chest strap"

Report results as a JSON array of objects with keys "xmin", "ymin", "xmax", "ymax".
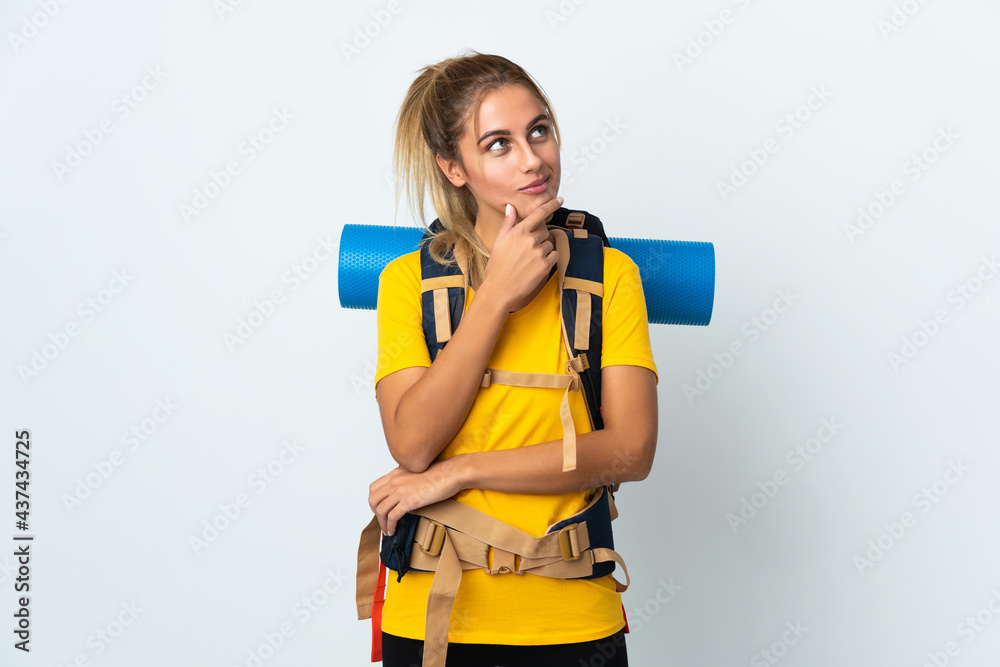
[{"xmin": 479, "ymin": 355, "xmax": 588, "ymax": 472}]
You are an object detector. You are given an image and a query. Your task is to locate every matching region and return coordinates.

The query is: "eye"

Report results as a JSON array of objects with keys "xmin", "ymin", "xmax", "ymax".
[
  {"xmin": 486, "ymin": 137, "xmax": 509, "ymax": 152},
  {"xmin": 530, "ymin": 125, "xmax": 549, "ymax": 139}
]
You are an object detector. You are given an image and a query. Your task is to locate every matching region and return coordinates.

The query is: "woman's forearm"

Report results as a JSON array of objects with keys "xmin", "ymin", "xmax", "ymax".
[
  {"xmin": 370, "ymin": 427, "xmax": 652, "ymax": 536},
  {"xmin": 449, "ymin": 425, "xmax": 656, "ymax": 496},
  {"xmin": 449, "ymin": 365, "xmax": 658, "ymax": 493},
  {"xmin": 371, "ymin": 366, "xmax": 657, "ymax": 536}
]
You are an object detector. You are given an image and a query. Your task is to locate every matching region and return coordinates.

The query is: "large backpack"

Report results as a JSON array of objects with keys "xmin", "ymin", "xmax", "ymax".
[{"xmin": 356, "ymin": 207, "xmax": 629, "ymax": 667}]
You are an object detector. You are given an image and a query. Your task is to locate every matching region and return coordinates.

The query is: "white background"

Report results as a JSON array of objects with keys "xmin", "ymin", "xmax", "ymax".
[{"xmin": 2, "ymin": 0, "xmax": 999, "ymax": 665}]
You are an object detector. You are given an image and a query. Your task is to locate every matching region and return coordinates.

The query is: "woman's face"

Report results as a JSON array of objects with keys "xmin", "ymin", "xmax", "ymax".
[{"xmin": 444, "ymin": 84, "xmax": 561, "ymax": 227}]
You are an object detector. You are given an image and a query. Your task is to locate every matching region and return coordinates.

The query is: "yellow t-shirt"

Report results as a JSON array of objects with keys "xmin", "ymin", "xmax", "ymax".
[{"xmin": 373, "ymin": 245, "xmax": 658, "ymax": 645}]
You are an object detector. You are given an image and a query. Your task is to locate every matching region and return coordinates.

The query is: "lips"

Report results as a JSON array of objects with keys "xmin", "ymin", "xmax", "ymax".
[{"xmin": 519, "ymin": 175, "xmax": 550, "ymax": 193}]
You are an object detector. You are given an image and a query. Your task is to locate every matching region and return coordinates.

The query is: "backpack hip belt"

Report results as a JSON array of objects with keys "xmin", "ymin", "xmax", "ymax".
[{"xmin": 357, "ymin": 486, "xmax": 629, "ymax": 667}]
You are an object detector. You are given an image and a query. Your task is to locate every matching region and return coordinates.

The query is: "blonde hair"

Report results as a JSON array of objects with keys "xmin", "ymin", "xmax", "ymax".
[{"xmin": 393, "ymin": 51, "xmax": 561, "ymax": 290}]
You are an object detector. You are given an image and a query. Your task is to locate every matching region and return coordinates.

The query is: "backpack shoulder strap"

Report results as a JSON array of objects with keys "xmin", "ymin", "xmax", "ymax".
[
  {"xmin": 546, "ymin": 207, "xmax": 612, "ymax": 248},
  {"xmin": 549, "ymin": 218, "xmax": 606, "ymax": 433},
  {"xmin": 419, "ymin": 219, "xmax": 467, "ymax": 362}
]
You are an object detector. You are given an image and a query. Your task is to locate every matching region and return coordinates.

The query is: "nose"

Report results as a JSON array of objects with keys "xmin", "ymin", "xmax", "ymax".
[{"xmin": 518, "ymin": 140, "xmax": 542, "ymax": 173}]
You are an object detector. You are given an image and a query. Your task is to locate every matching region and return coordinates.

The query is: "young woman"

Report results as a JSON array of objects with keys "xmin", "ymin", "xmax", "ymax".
[{"xmin": 367, "ymin": 52, "xmax": 659, "ymax": 667}]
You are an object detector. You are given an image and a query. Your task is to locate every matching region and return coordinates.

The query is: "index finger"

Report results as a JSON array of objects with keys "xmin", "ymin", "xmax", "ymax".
[{"xmin": 521, "ymin": 196, "xmax": 565, "ymax": 231}]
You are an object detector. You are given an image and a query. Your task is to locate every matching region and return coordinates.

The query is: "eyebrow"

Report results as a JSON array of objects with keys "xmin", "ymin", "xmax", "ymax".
[{"xmin": 477, "ymin": 114, "xmax": 549, "ymax": 145}]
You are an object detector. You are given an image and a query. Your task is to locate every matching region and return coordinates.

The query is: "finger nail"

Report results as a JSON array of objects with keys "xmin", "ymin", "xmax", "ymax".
[
  {"xmin": 505, "ymin": 204, "xmax": 512, "ymax": 216},
  {"xmin": 556, "ymin": 197, "xmax": 564, "ymax": 205}
]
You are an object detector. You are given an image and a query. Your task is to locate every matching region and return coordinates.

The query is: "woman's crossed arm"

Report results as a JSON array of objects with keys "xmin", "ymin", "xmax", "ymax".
[{"xmin": 370, "ymin": 363, "xmax": 657, "ymax": 536}]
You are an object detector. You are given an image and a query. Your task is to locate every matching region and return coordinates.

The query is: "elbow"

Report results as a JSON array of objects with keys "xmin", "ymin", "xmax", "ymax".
[
  {"xmin": 627, "ymin": 430, "xmax": 657, "ymax": 482},
  {"xmin": 393, "ymin": 456, "xmax": 433, "ymax": 474},
  {"xmin": 386, "ymin": 434, "xmax": 435, "ymax": 473}
]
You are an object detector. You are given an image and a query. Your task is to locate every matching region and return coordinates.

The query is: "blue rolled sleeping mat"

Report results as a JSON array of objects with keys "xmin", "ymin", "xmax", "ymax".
[{"xmin": 338, "ymin": 222, "xmax": 714, "ymax": 326}]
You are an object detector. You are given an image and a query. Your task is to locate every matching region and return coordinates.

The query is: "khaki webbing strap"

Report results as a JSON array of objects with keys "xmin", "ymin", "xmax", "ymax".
[
  {"xmin": 553, "ymin": 228, "xmax": 571, "ymax": 291},
  {"xmin": 356, "ymin": 515, "xmax": 381, "ymax": 620},
  {"xmin": 559, "ymin": 387, "xmax": 577, "ymax": 471},
  {"xmin": 563, "ymin": 276, "xmax": 604, "ymax": 350},
  {"xmin": 574, "ymin": 289, "xmax": 591, "ymax": 351},
  {"xmin": 409, "ymin": 541, "xmax": 590, "ymax": 577},
  {"xmin": 422, "ymin": 274, "xmax": 467, "ymax": 346},
  {"xmin": 420, "ymin": 275, "xmax": 465, "ymax": 292},
  {"xmin": 409, "ymin": 497, "xmax": 632, "ymax": 586},
  {"xmin": 563, "ymin": 277, "xmax": 602, "ymax": 352},
  {"xmin": 432, "ymin": 289, "xmax": 451, "ymax": 343},
  {"xmin": 551, "ymin": 228, "xmax": 583, "ymax": 471},
  {"xmin": 572, "ymin": 228, "xmax": 588, "ymax": 239},
  {"xmin": 553, "ymin": 230, "xmax": 576, "ymax": 364},
  {"xmin": 415, "ymin": 499, "xmax": 566, "ymax": 559},
  {"xmin": 566, "ymin": 212, "xmax": 586, "ymax": 228},
  {"xmin": 409, "ymin": 539, "xmax": 604, "ymax": 583},
  {"xmin": 607, "ymin": 490, "xmax": 619, "ymax": 521},
  {"xmin": 563, "ymin": 277, "xmax": 604, "ymax": 297},
  {"xmin": 591, "ymin": 547, "xmax": 630, "ymax": 592},
  {"xmin": 422, "ymin": 531, "xmax": 462, "ymax": 667},
  {"xmin": 480, "ymin": 368, "xmax": 577, "ymax": 391}
]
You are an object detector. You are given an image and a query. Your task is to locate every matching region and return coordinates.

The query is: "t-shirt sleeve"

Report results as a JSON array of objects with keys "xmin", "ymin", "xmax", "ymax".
[
  {"xmin": 601, "ymin": 248, "xmax": 659, "ymax": 384},
  {"xmin": 372, "ymin": 253, "xmax": 431, "ymax": 400}
]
